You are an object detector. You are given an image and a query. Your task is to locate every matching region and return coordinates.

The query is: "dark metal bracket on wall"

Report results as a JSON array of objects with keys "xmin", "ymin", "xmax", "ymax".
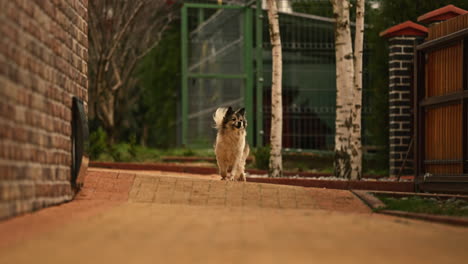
[{"xmin": 71, "ymin": 97, "xmax": 89, "ymax": 191}]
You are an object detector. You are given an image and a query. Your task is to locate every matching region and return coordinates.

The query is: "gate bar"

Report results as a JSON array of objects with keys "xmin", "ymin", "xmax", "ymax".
[
  {"xmin": 414, "ymin": 49, "xmax": 425, "ymax": 191},
  {"xmin": 188, "ymin": 73, "xmax": 246, "ymax": 79},
  {"xmin": 181, "ymin": 5, "xmax": 188, "ymax": 146},
  {"xmin": 463, "ymin": 39, "xmax": 468, "ymax": 174},
  {"xmin": 184, "ymin": 3, "xmax": 245, "ymax": 9},
  {"xmin": 255, "ymin": 0, "xmax": 263, "ymax": 147},
  {"xmin": 244, "ymin": 6, "xmax": 254, "ymax": 144},
  {"xmin": 417, "ymin": 28, "xmax": 468, "ymax": 51}
]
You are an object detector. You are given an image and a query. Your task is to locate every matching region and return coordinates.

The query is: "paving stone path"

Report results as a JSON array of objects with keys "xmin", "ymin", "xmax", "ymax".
[{"xmin": 0, "ymin": 168, "xmax": 467, "ymax": 264}]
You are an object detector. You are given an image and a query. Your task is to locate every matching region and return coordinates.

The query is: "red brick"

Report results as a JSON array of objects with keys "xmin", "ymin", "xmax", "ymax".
[{"xmin": 0, "ymin": 0, "xmax": 88, "ymax": 219}]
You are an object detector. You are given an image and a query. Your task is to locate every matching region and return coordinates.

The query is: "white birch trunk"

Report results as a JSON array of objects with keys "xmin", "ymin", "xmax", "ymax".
[
  {"xmin": 351, "ymin": 0, "xmax": 365, "ymax": 180},
  {"xmin": 266, "ymin": 0, "xmax": 283, "ymax": 177},
  {"xmin": 262, "ymin": 0, "xmax": 292, "ymax": 13},
  {"xmin": 330, "ymin": 0, "xmax": 354, "ymax": 179}
]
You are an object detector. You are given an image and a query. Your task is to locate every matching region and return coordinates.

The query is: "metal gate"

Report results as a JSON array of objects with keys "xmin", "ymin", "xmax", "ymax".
[
  {"xmin": 414, "ymin": 13, "xmax": 468, "ymax": 193},
  {"xmin": 181, "ymin": 1, "xmax": 256, "ymax": 147}
]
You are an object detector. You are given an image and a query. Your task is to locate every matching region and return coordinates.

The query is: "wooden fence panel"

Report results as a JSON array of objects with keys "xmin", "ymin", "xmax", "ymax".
[
  {"xmin": 426, "ymin": 42, "xmax": 463, "ymax": 97},
  {"xmin": 424, "ymin": 104, "xmax": 463, "ymax": 175},
  {"xmin": 415, "ymin": 13, "xmax": 468, "ymax": 193},
  {"xmin": 427, "ymin": 13, "xmax": 468, "ymax": 40}
]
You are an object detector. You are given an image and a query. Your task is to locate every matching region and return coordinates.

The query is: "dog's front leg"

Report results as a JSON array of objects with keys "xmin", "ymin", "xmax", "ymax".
[
  {"xmin": 218, "ymin": 162, "xmax": 228, "ymax": 181},
  {"xmin": 226, "ymin": 170, "xmax": 235, "ymax": 181},
  {"xmin": 236, "ymin": 163, "xmax": 246, "ymax": 182},
  {"xmin": 235, "ymin": 170, "xmax": 246, "ymax": 182},
  {"xmin": 231, "ymin": 161, "xmax": 244, "ymax": 182},
  {"xmin": 232, "ymin": 167, "xmax": 246, "ymax": 182},
  {"xmin": 237, "ymin": 172, "xmax": 246, "ymax": 182},
  {"xmin": 228, "ymin": 165, "xmax": 238, "ymax": 181},
  {"xmin": 219, "ymin": 169, "xmax": 228, "ymax": 180}
]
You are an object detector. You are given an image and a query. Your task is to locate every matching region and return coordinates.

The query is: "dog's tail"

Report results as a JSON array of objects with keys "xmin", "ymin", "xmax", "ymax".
[{"xmin": 213, "ymin": 107, "xmax": 228, "ymax": 130}]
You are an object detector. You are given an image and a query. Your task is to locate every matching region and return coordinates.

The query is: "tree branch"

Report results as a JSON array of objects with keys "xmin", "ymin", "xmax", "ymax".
[
  {"xmin": 105, "ymin": 1, "xmax": 144, "ymax": 61},
  {"xmin": 111, "ymin": 59, "xmax": 122, "ymax": 91},
  {"xmin": 136, "ymin": 16, "xmax": 174, "ymax": 61}
]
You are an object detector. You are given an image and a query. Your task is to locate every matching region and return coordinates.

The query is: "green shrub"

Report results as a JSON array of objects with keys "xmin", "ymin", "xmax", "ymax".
[
  {"xmin": 253, "ymin": 145, "xmax": 270, "ymax": 170},
  {"xmin": 131, "ymin": 146, "xmax": 161, "ymax": 162},
  {"xmin": 295, "ymin": 162, "xmax": 309, "ymax": 172},
  {"xmin": 182, "ymin": 148, "xmax": 196, "ymax": 157},
  {"xmin": 128, "ymin": 134, "xmax": 137, "ymax": 159},
  {"xmin": 89, "ymin": 127, "xmax": 108, "ymax": 160},
  {"xmin": 108, "ymin": 143, "xmax": 129, "ymax": 162}
]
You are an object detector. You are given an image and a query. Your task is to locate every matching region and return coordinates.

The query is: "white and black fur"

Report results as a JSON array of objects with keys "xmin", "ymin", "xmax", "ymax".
[{"xmin": 213, "ymin": 106, "xmax": 250, "ymax": 181}]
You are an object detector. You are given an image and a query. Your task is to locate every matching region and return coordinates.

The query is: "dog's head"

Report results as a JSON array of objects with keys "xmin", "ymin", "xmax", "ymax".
[{"xmin": 223, "ymin": 107, "xmax": 247, "ymax": 130}]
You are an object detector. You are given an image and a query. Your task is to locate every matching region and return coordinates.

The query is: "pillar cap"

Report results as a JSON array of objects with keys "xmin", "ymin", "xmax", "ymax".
[
  {"xmin": 417, "ymin": 5, "xmax": 467, "ymax": 24},
  {"xmin": 380, "ymin": 21, "xmax": 428, "ymax": 38}
]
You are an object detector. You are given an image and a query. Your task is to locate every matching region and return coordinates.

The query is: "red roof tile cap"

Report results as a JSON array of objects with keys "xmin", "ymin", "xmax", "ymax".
[
  {"xmin": 380, "ymin": 21, "xmax": 428, "ymax": 38},
  {"xmin": 417, "ymin": 4, "xmax": 468, "ymax": 24}
]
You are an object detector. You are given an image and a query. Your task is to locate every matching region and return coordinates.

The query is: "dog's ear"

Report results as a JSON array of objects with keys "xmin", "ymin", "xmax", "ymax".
[
  {"xmin": 223, "ymin": 107, "xmax": 234, "ymax": 124},
  {"xmin": 236, "ymin": 108, "xmax": 245, "ymax": 116},
  {"xmin": 225, "ymin": 106, "xmax": 234, "ymax": 117}
]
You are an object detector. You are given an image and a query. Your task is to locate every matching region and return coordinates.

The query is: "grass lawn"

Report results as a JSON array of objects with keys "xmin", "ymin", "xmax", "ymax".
[{"xmin": 376, "ymin": 195, "xmax": 468, "ymax": 217}]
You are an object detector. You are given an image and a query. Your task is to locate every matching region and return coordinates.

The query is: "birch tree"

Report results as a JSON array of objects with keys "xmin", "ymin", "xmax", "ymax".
[
  {"xmin": 330, "ymin": 0, "xmax": 365, "ymax": 179},
  {"xmin": 263, "ymin": 0, "xmax": 293, "ymax": 13},
  {"xmin": 352, "ymin": 0, "xmax": 365, "ymax": 179},
  {"xmin": 266, "ymin": 0, "xmax": 283, "ymax": 177}
]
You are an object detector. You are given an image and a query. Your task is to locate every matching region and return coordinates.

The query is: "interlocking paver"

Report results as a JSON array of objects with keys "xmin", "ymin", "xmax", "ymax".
[{"xmin": 129, "ymin": 174, "xmax": 323, "ymax": 210}]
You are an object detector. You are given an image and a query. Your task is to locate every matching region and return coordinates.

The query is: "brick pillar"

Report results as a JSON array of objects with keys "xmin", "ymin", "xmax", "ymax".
[{"xmin": 380, "ymin": 21, "xmax": 427, "ymax": 177}]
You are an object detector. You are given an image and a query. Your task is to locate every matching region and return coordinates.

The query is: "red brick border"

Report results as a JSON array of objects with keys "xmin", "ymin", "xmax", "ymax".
[
  {"xmin": 90, "ymin": 161, "xmax": 413, "ymax": 180},
  {"xmin": 380, "ymin": 210, "xmax": 468, "ymax": 227},
  {"xmin": 90, "ymin": 162, "xmax": 414, "ymax": 192},
  {"xmin": 249, "ymin": 178, "xmax": 414, "ymax": 192}
]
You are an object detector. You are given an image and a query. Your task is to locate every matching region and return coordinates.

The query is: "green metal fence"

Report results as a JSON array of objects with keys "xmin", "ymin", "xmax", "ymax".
[
  {"xmin": 181, "ymin": 1, "xmax": 256, "ymax": 147},
  {"xmin": 180, "ymin": 0, "xmax": 372, "ymax": 150}
]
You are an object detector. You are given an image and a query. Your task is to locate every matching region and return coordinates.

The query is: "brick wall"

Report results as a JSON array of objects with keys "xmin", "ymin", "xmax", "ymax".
[
  {"xmin": 387, "ymin": 36, "xmax": 423, "ymax": 176},
  {"xmin": 0, "ymin": 0, "xmax": 88, "ymax": 220}
]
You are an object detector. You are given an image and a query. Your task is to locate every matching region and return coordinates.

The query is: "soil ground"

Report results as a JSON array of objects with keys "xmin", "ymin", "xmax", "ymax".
[{"xmin": 0, "ymin": 168, "xmax": 467, "ymax": 264}]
